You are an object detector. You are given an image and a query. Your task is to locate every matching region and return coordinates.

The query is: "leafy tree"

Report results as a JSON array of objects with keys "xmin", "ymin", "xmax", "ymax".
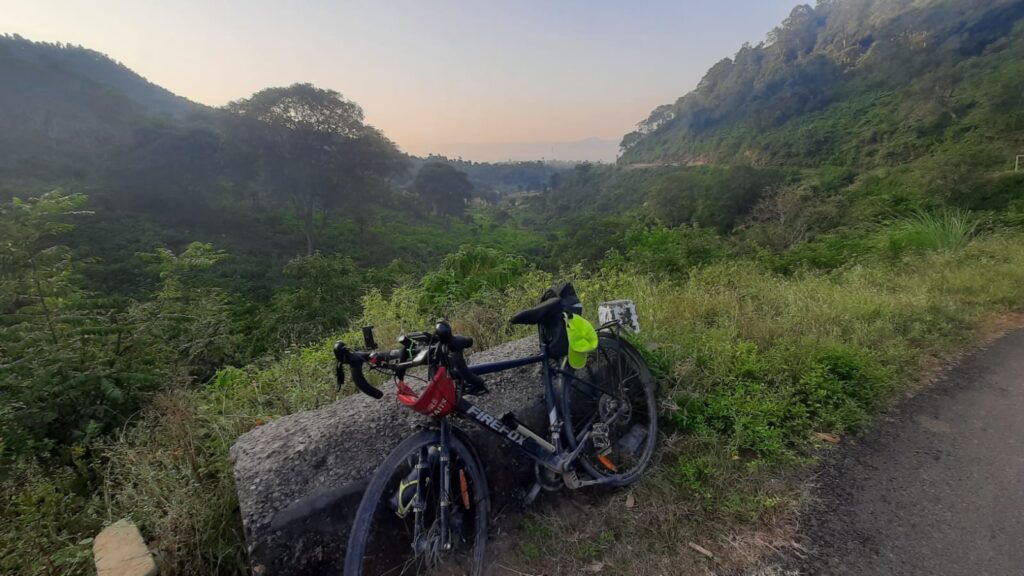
[
  {"xmin": 225, "ymin": 83, "xmax": 405, "ymax": 254},
  {"xmin": 411, "ymin": 162, "xmax": 474, "ymax": 217},
  {"xmin": 224, "ymin": 83, "xmax": 371, "ymax": 137}
]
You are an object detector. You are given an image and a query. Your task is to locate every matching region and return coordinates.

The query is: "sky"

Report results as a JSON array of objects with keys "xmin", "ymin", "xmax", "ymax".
[{"xmin": 3, "ymin": 0, "xmax": 802, "ymax": 162}]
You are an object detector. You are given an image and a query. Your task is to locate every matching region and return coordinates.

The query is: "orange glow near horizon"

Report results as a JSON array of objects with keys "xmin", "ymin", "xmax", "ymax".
[{"xmin": 3, "ymin": 0, "xmax": 801, "ymax": 161}]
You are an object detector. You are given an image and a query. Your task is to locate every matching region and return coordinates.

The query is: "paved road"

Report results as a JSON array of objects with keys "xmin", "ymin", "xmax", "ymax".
[{"xmin": 786, "ymin": 330, "xmax": 1024, "ymax": 575}]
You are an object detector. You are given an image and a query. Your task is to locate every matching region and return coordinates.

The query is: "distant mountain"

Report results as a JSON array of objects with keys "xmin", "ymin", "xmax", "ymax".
[
  {"xmin": 620, "ymin": 0, "xmax": 1024, "ymax": 169},
  {"xmin": 0, "ymin": 35, "xmax": 197, "ymax": 119},
  {"xmin": 423, "ymin": 138, "xmax": 619, "ymax": 163},
  {"xmin": 0, "ymin": 34, "xmax": 203, "ymax": 184}
]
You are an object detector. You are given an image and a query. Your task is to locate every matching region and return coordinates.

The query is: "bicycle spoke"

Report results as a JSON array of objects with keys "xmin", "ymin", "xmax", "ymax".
[
  {"xmin": 574, "ymin": 410, "xmax": 599, "ymax": 443},
  {"xmin": 562, "ymin": 370, "xmax": 620, "ymax": 400}
]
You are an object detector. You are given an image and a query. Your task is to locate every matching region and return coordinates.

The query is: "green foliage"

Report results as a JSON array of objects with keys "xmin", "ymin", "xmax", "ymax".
[
  {"xmin": 766, "ymin": 228, "xmax": 879, "ymax": 272},
  {"xmin": 0, "ymin": 191, "xmax": 160, "ymax": 458},
  {"xmin": 409, "ymin": 156, "xmax": 568, "ymax": 197},
  {"xmin": 257, "ymin": 253, "xmax": 369, "ymax": 347},
  {"xmin": 133, "ymin": 242, "xmax": 239, "ymax": 380},
  {"xmin": 410, "ymin": 162, "xmax": 475, "ymax": 217},
  {"xmin": 886, "ymin": 209, "xmax": 981, "ymax": 253},
  {"xmin": 0, "ymin": 462, "xmax": 103, "ymax": 576},
  {"xmin": 623, "ymin": 225, "xmax": 730, "ymax": 276},
  {"xmin": 622, "ymin": 1, "xmax": 1024, "ymax": 174},
  {"xmin": 648, "ymin": 166, "xmax": 788, "ymax": 231},
  {"xmin": 419, "ymin": 245, "xmax": 531, "ymax": 315},
  {"xmin": 948, "ymin": 172, "xmax": 1024, "ymax": 211},
  {"xmin": 673, "ymin": 454, "xmax": 715, "ymax": 498}
]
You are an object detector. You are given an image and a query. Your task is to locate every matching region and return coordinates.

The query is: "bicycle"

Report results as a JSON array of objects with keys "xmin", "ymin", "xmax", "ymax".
[{"xmin": 335, "ymin": 283, "xmax": 657, "ymax": 576}]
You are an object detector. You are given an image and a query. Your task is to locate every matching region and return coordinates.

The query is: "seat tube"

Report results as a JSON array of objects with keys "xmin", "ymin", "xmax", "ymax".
[{"xmin": 541, "ymin": 344, "xmax": 562, "ymax": 453}]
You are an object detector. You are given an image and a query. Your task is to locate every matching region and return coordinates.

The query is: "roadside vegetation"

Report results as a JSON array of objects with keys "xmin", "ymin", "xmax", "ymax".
[{"xmin": 6, "ymin": 201, "xmax": 1024, "ymax": 574}]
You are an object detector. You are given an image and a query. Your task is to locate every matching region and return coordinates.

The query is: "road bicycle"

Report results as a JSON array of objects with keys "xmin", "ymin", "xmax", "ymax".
[{"xmin": 336, "ymin": 283, "xmax": 657, "ymax": 575}]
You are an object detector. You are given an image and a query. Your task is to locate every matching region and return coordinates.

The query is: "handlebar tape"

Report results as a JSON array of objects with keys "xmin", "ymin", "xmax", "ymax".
[
  {"xmin": 334, "ymin": 341, "xmax": 384, "ymax": 399},
  {"xmin": 349, "ymin": 355, "xmax": 383, "ymax": 399},
  {"xmin": 451, "ymin": 348, "xmax": 486, "ymax": 391},
  {"xmin": 435, "ymin": 330, "xmax": 485, "ymax": 391},
  {"xmin": 449, "ymin": 335, "xmax": 474, "ymax": 351}
]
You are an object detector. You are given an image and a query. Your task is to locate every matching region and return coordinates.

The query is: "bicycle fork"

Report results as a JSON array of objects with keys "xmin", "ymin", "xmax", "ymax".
[
  {"xmin": 438, "ymin": 419, "xmax": 453, "ymax": 552},
  {"xmin": 409, "ymin": 419, "xmax": 454, "ymax": 559}
]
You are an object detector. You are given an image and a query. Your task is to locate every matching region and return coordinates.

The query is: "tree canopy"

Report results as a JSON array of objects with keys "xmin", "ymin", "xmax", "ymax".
[{"xmin": 411, "ymin": 162, "xmax": 475, "ymax": 217}]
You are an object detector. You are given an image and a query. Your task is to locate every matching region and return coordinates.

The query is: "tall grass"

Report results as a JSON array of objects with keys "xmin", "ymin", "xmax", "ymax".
[{"xmin": 887, "ymin": 208, "xmax": 981, "ymax": 252}]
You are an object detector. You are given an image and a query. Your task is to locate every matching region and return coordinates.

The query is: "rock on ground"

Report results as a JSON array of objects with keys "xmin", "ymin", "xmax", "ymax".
[
  {"xmin": 93, "ymin": 519, "xmax": 158, "ymax": 576},
  {"xmin": 231, "ymin": 336, "xmax": 549, "ymax": 576}
]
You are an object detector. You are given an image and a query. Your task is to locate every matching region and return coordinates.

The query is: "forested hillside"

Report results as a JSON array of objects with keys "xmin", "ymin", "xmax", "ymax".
[
  {"xmin": 0, "ymin": 35, "xmax": 198, "ymax": 186},
  {"xmin": 621, "ymin": 0, "xmax": 1024, "ymax": 170},
  {"xmin": 3, "ymin": 1, "xmax": 1024, "ymax": 574}
]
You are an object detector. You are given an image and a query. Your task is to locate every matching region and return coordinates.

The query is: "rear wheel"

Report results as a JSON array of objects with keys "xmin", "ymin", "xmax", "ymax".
[
  {"xmin": 344, "ymin": 429, "xmax": 489, "ymax": 576},
  {"xmin": 560, "ymin": 335, "xmax": 657, "ymax": 487}
]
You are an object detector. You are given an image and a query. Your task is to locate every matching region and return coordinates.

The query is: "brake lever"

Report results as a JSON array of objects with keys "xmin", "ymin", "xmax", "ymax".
[{"xmin": 334, "ymin": 361, "xmax": 345, "ymax": 393}]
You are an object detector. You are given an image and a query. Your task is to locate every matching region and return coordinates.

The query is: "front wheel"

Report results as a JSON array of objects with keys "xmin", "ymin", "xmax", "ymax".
[
  {"xmin": 344, "ymin": 429, "xmax": 489, "ymax": 576},
  {"xmin": 561, "ymin": 335, "xmax": 658, "ymax": 487}
]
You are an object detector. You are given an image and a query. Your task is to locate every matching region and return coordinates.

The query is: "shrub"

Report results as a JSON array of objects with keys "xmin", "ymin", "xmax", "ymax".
[
  {"xmin": 624, "ymin": 226, "xmax": 730, "ymax": 276},
  {"xmin": 419, "ymin": 245, "xmax": 530, "ymax": 315},
  {"xmin": 257, "ymin": 253, "xmax": 368, "ymax": 348},
  {"xmin": 767, "ymin": 227, "xmax": 879, "ymax": 272},
  {"xmin": 886, "ymin": 209, "xmax": 981, "ymax": 253},
  {"xmin": 0, "ymin": 192, "xmax": 163, "ymax": 458}
]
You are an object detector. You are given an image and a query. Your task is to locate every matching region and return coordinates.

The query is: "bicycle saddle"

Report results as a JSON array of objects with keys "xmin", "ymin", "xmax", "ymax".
[{"xmin": 510, "ymin": 296, "xmax": 563, "ymax": 325}]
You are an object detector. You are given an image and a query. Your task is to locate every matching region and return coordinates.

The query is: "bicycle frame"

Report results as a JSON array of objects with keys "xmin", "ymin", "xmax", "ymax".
[
  {"xmin": 445, "ymin": 329, "xmax": 622, "ymax": 479},
  {"xmin": 406, "ymin": 330, "xmax": 609, "ymax": 554}
]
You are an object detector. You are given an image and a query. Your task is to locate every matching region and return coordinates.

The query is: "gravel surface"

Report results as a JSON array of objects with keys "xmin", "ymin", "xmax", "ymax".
[{"xmin": 783, "ymin": 330, "xmax": 1024, "ymax": 575}]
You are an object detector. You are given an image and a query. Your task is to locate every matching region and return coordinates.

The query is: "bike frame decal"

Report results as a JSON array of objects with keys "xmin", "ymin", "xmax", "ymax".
[
  {"xmin": 464, "ymin": 402, "xmax": 527, "ymax": 447},
  {"xmin": 455, "ymin": 398, "xmax": 561, "ymax": 470}
]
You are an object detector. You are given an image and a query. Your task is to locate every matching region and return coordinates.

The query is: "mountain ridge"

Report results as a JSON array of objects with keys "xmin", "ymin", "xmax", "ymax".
[{"xmin": 619, "ymin": 0, "xmax": 1024, "ymax": 170}]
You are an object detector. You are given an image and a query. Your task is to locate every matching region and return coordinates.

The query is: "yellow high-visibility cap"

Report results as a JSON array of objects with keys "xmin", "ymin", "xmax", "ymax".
[{"xmin": 565, "ymin": 313, "xmax": 598, "ymax": 369}]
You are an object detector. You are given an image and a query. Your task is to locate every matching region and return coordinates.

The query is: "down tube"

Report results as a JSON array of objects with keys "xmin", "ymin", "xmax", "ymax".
[{"xmin": 455, "ymin": 398, "xmax": 561, "ymax": 470}]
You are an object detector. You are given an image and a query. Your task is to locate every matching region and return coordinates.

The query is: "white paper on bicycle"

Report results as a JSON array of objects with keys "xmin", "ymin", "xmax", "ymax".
[{"xmin": 598, "ymin": 300, "xmax": 640, "ymax": 333}]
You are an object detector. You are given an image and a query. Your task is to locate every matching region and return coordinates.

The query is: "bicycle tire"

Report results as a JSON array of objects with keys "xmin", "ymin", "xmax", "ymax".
[
  {"xmin": 344, "ymin": 429, "xmax": 489, "ymax": 576},
  {"xmin": 560, "ymin": 335, "xmax": 657, "ymax": 487}
]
